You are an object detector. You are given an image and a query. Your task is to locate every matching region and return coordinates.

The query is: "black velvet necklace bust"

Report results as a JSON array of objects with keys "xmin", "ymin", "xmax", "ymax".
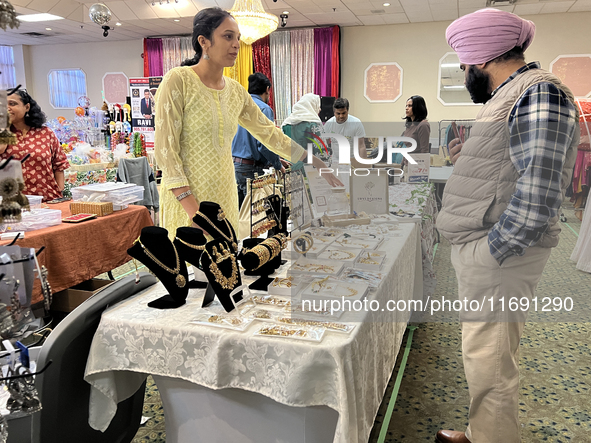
[
  {"xmin": 192, "ymin": 202, "xmax": 238, "ymax": 252},
  {"xmin": 174, "ymin": 227, "xmax": 209, "ymax": 288},
  {"xmin": 199, "ymin": 239, "xmax": 243, "ymax": 312},
  {"xmin": 127, "ymin": 226, "xmax": 188, "ymax": 309}
]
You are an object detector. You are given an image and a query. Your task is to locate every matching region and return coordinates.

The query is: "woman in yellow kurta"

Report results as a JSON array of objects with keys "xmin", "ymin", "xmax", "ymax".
[{"xmin": 155, "ymin": 7, "xmax": 340, "ymax": 235}]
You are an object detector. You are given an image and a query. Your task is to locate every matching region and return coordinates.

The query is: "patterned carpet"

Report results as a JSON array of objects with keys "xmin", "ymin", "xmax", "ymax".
[{"xmin": 125, "ymin": 204, "xmax": 590, "ymax": 443}]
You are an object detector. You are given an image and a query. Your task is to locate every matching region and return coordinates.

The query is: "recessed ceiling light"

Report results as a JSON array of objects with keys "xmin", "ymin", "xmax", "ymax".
[
  {"xmin": 116, "ymin": 22, "xmax": 122, "ymax": 26},
  {"xmin": 174, "ymin": 19, "xmax": 180, "ymax": 22},
  {"xmin": 383, "ymin": 2, "xmax": 391, "ymax": 6},
  {"xmin": 45, "ymin": 27, "xmax": 52, "ymax": 31},
  {"xmin": 17, "ymin": 13, "xmax": 64, "ymax": 22},
  {"xmin": 283, "ymin": 11, "xmax": 289, "ymax": 14}
]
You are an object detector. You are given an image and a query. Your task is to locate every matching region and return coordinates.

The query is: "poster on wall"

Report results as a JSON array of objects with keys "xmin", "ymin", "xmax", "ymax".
[{"xmin": 129, "ymin": 76, "xmax": 162, "ymax": 149}]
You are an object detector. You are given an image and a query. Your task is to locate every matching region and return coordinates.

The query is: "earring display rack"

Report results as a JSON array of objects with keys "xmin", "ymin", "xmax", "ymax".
[
  {"xmin": 248, "ymin": 172, "xmax": 283, "ymax": 238},
  {"xmin": 279, "ymin": 168, "xmax": 306, "ymax": 234}
]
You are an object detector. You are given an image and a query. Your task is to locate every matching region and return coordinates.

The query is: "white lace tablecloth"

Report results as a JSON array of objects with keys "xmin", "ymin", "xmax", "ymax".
[
  {"xmin": 389, "ymin": 183, "xmax": 438, "ymax": 302},
  {"xmin": 84, "ymin": 223, "xmax": 421, "ymax": 443}
]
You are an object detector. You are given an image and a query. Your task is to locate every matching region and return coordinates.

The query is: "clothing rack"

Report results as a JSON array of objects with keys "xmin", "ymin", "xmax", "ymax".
[{"xmin": 438, "ymin": 119, "xmax": 475, "ymax": 154}]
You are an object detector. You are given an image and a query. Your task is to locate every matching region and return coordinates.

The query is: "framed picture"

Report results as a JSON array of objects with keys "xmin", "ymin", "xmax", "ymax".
[{"xmin": 350, "ymin": 170, "xmax": 389, "ymax": 215}]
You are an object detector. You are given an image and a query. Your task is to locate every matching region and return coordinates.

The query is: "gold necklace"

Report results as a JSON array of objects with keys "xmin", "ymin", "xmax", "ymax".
[
  {"xmin": 195, "ymin": 210, "xmax": 238, "ymax": 251},
  {"xmin": 135, "ymin": 238, "xmax": 186, "ymax": 288},
  {"xmin": 175, "ymin": 237, "xmax": 206, "ymax": 250},
  {"xmin": 203, "ymin": 249, "xmax": 238, "ymax": 290},
  {"xmin": 328, "ymin": 250, "xmax": 356, "ymax": 260}
]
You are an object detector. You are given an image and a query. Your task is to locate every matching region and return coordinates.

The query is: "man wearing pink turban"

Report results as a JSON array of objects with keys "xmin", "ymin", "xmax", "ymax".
[{"xmin": 436, "ymin": 8, "xmax": 580, "ymax": 443}]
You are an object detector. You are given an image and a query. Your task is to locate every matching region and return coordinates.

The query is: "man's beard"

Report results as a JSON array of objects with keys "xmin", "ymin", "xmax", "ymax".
[{"xmin": 466, "ymin": 66, "xmax": 492, "ymax": 104}]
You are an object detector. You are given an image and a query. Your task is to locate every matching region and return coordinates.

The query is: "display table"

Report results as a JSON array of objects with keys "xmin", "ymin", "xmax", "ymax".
[
  {"xmin": 84, "ymin": 223, "xmax": 421, "ymax": 443},
  {"xmin": 63, "ymin": 167, "xmax": 118, "ymax": 198},
  {"xmin": 2, "ymin": 202, "xmax": 153, "ymax": 305},
  {"xmin": 389, "ymin": 183, "xmax": 438, "ymax": 302}
]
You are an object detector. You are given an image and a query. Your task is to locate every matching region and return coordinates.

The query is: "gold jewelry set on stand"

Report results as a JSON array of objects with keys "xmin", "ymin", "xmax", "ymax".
[{"xmin": 134, "ymin": 237, "xmax": 186, "ymax": 288}]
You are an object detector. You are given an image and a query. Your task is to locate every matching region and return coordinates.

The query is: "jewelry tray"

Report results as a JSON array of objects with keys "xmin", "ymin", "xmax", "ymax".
[
  {"xmin": 290, "ymin": 257, "xmax": 344, "ymax": 276},
  {"xmin": 316, "ymin": 247, "xmax": 360, "ymax": 264},
  {"xmin": 301, "ymin": 277, "xmax": 369, "ymax": 302},
  {"xmin": 320, "ymin": 212, "xmax": 371, "ymax": 227},
  {"xmin": 353, "ymin": 249, "xmax": 387, "ymax": 271}
]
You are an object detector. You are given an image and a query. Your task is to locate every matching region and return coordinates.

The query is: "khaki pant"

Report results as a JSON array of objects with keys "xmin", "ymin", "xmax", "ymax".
[{"xmin": 451, "ymin": 236, "xmax": 551, "ymax": 443}]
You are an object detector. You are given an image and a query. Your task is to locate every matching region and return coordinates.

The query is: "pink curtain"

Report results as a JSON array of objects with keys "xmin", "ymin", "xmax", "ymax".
[
  {"xmin": 146, "ymin": 38, "xmax": 164, "ymax": 77},
  {"xmin": 331, "ymin": 26, "xmax": 340, "ymax": 99},
  {"xmin": 314, "ymin": 28, "xmax": 332, "ymax": 97},
  {"xmin": 290, "ymin": 29, "xmax": 315, "ymax": 106}
]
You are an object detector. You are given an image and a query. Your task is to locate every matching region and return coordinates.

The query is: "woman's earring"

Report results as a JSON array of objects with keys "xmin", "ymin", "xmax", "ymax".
[
  {"xmin": 202, "ymin": 53, "xmax": 209, "ymax": 60},
  {"xmin": 25, "ymin": 112, "xmax": 29, "ymax": 118}
]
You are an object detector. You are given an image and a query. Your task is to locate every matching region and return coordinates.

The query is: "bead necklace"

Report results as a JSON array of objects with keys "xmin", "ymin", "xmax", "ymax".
[{"xmin": 135, "ymin": 238, "xmax": 186, "ymax": 288}]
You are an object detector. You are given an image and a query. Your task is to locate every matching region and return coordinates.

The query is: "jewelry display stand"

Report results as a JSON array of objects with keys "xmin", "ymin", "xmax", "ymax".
[
  {"xmin": 127, "ymin": 227, "xmax": 189, "ymax": 309},
  {"xmin": 192, "ymin": 202, "xmax": 243, "ymax": 312},
  {"xmin": 174, "ymin": 227, "xmax": 208, "ymax": 289},
  {"xmin": 239, "ymin": 238, "xmax": 280, "ymax": 291}
]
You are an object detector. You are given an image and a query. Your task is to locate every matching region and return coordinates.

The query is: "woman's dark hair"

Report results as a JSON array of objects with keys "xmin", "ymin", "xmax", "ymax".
[
  {"xmin": 248, "ymin": 72, "xmax": 271, "ymax": 95},
  {"xmin": 404, "ymin": 95, "xmax": 428, "ymax": 124},
  {"xmin": 181, "ymin": 7, "xmax": 233, "ymax": 67},
  {"xmin": 10, "ymin": 90, "xmax": 46, "ymax": 128}
]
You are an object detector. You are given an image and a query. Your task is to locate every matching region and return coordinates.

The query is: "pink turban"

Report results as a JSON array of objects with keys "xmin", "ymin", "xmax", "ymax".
[{"xmin": 446, "ymin": 8, "xmax": 535, "ymax": 65}]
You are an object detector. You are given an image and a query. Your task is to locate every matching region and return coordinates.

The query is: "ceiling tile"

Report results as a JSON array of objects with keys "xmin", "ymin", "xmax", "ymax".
[
  {"xmin": 105, "ymin": 1, "xmax": 138, "ymax": 20},
  {"xmin": 540, "ymin": 1, "xmax": 574, "ymax": 13},
  {"xmin": 9, "ymin": 0, "xmax": 35, "ymax": 7},
  {"xmin": 215, "ymin": 0, "xmax": 235, "ymax": 9},
  {"xmin": 382, "ymin": 12, "xmax": 409, "ymax": 23},
  {"xmin": 25, "ymin": 0, "xmax": 61, "ymax": 13},
  {"xmin": 358, "ymin": 14, "xmax": 386, "ymax": 24},
  {"xmin": 68, "ymin": 4, "xmax": 85, "ymax": 21},
  {"xmin": 172, "ymin": 1, "xmax": 199, "ymax": 16},
  {"xmin": 125, "ymin": 0, "xmax": 159, "ymax": 19},
  {"xmin": 459, "ymin": 6, "xmax": 479, "ymax": 15},
  {"xmin": 431, "ymin": 8, "xmax": 458, "ymax": 20},
  {"xmin": 405, "ymin": 9, "xmax": 434, "ymax": 21},
  {"xmin": 569, "ymin": 0, "xmax": 591, "ymax": 11},
  {"xmin": 458, "ymin": 0, "xmax": 484, "ymax": 6},
  {"xmin": 372, "ymin": 1, "xmax": 404, "ymax": 13},
  {"xmin": 492, "ymin": 5, "xmax": 514, "ymax": 12},
  {"xmin": 49, "ymin": 0, "xmax": 81, "ymax": 18},
  {"xmin": 514, "ymin": 3, "xmax": 543, "ymax": 15}
]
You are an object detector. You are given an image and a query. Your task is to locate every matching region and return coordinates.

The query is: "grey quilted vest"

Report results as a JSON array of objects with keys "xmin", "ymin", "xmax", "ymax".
[{"xmin": 437, "ymin": 67, "xmax": 579, "ymax": 247}]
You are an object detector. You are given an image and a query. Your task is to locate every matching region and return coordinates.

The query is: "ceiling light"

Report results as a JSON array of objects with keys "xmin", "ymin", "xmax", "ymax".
[
  {"xmin": 229, "ymin": 0, "xmax": 279, "ymax": 45},
  {"xmin": 17, "ymin": 13, "xmax": 64, "ymax": 22},
  {"xmin": 173, "ymin": 19, "xmax": 180, "ymax": 22},
  {"xmin": 441, "ymin": 63, "xmax": 460, "ymax": 68},
  {"xmin": 116, "ymin": 22, "xmax": 122, "ymax": 26},
  {"xmin": 443, "ymin": 85, "xmax": 465, "ymax": 89},
  {"xmin": 383, "ymin": 2, "xmax": 390, "ymax": 6},
  {"xmin": 45, "ymin": 27, "xmax": 51, "ymax": 31},
  {"xmin": 283, "ymin": 11, "xmax": 289, "ymax": 14}
]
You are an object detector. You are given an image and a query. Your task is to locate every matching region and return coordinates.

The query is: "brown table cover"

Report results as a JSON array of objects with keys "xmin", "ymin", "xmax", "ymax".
[{"xmin": 2, "ymin": 202, "xmax": 154, "ymax": 306}]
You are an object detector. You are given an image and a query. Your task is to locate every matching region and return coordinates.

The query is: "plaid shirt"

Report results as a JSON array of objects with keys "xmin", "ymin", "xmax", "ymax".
[{"xmin": 488, "ymin": 62, "xmax": 579, "ymax": 264}]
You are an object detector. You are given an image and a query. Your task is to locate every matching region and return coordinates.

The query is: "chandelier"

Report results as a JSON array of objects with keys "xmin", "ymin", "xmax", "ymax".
[
  {"xmin": 0, "ymin": 0, "xmax": 19, "ymax": 31},
  {"xmin": 229, "ymin": 0, "xmax": 278, "ymax": 45}
]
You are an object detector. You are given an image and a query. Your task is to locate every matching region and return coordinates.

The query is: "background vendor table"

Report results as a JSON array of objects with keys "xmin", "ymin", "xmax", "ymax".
[
  {"xmin": 5, "ymin": 202, "xmax": 152, "ymax": 306},
  {"xmin": 85, "ymin": 223, "xmax": 421, "ymax": 443},
  {"xmin": 429, "ymin": 166, "xmax": 453, "ymax": 183}
]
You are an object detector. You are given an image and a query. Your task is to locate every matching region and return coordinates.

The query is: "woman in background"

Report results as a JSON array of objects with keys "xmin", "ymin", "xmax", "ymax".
[
  {"xmin": 0, "ymin": 89, "xmax": 69, "ymax": 201},
  {"xmin": 281, "ymin": 94, "xmax": 330, "ymax": 163}
]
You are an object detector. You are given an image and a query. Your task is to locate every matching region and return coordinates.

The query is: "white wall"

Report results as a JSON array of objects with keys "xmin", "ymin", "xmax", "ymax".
[
  {"xmin": 26, "ymin": 39, "xmax": 144, "ymax": 120},
  {"xmin": 20, "ymin": 11, "xmax": 591, "ymax": 124},
  {"xmin": 341, "ymin": 11, "xmax": 591, "ymax": 124}
]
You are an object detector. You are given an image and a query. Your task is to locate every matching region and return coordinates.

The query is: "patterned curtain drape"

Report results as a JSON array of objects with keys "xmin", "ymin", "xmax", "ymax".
[
  {"xmin": 313, "ymin": 28, "xmax": 332, "ymax": 97},
  {"xmin": 162, "ymin": 37, "xmax": 181, "ymax": 74},
  {"xmin": 270, "ymin": 31, "xmax": 291, "ymax": 123},
  {"xmin": 146, "ymin": 38, "xmax": 164, "ymax": 77},
  {"xmin": 331, "ymin": 26, "xmax": 340, "ymax": 98},
  {"xmin": 223, "ymin": 41, "xmax": 253, "ymax": 90},
  {"xmin": 290, "ymin": 29, "xmax": 314, "ymax": 106},
  {"xmin": 180, "ymin": 37, "xmax": 194, "ymax": 63},
  {"xmin": 252, "ymin": 36, "xmax": 274, "ymax": 112}
]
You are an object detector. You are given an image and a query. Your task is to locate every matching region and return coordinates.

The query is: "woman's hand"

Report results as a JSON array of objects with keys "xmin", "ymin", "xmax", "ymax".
[
  {"xmin": 448, "ymin": 138, "xmax": 463, "ymax": 165},
  {"xmin": 308, "ymin": 154, "xmax": 344, "ymax": 187}
]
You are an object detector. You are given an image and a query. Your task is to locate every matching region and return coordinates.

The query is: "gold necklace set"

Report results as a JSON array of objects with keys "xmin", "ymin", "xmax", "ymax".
[
  {"xmin": 203, "ymin": 244, "xmax": 238, "ymax": 290},
  {"xmin": 135, "ymin": 237, "xmax": 186, "ymax": 288},
  {"xmin": 195, "ymin": 209, "xmax": 238, "ymax": 252}
]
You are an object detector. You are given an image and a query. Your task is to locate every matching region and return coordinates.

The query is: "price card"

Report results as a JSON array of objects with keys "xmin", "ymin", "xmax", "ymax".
[{"xmin": 407, "ymin": 153, "xmax": 430, "ymax": 183}]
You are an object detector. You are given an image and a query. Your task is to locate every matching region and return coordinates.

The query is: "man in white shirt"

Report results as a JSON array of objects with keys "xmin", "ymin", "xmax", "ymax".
[{"xmin": 323, "ymin": 98, "xmax": 367, "ymax": 165}]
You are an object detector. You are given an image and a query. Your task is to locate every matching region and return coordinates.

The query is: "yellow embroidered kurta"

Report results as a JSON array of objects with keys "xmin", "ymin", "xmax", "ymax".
[{"xmin": 154, "ymin": 66, "xmax": 305, "ymax": 236}]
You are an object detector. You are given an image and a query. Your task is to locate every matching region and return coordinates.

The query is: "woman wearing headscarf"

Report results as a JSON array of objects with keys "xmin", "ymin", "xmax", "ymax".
[{"xmin": 281, "ymin": 94, "xmax": 329, "ymax": 163}]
